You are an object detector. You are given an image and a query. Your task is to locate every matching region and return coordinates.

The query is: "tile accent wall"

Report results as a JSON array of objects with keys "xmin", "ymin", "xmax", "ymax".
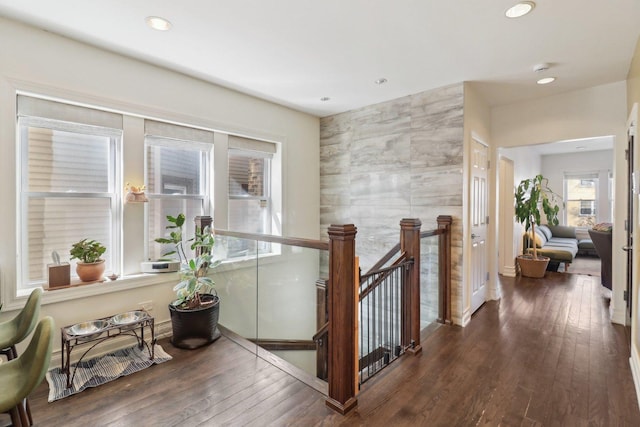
[{"xmin": 320, "ymin": 83, "xmax": 464, "ymax": 324}]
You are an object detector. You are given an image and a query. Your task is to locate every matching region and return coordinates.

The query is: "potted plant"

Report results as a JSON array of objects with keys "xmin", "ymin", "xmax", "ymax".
[
  {"xmin": 156, "ymin": 214, "xmax": 222, "ymax": 349},
  {"xmin": 514, "ymin": 174, "xmax": 561, "ymax": 278},
  {"xmin": 154, "ymin": 213, "xmax": 188, "ymax": 262},
  {"xmin": 70, "ymin": 239, "xmax": 107, "ymax": 282}
]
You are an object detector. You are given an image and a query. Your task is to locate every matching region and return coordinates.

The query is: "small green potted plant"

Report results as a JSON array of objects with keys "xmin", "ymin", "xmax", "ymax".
[
  {"xmin": 156, "ymin": 214, "xmax": 222, "ymax": 349},
  {"xmin": 514, "ymin": 174, "xmax": 561, "ymax": 278},
  {"xmin": 70, "ymin": 239, "xmax": 106, "ymax": 282}
]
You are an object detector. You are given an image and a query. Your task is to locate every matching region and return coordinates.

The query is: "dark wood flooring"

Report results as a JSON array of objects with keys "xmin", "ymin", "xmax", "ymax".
[{"xmin": 12, "ymin": 272, "xmax": 640, "ymax": 426}]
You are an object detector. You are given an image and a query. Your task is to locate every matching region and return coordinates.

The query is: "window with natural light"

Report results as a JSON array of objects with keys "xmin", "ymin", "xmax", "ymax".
[
  {"xmin": 227, "ymin": 136, "xmax": 276, "ymax": 257},
  {"xmin": 145, "ymin": 120, "xmax": 213, "ymax": 262},
  {"xmin": 18, "ymin": 96, "xmax": 121, "ymax": 290},
  {"xmin": 14, "ymin": 94, "xmax": 281, "ymax": 298},
  {"xmin": 564, "ymin": 173, "xmax": 598, "ymax": 227}
]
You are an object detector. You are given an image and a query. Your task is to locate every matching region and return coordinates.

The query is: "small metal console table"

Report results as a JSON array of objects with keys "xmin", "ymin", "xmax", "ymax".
[{"xmin": 61, "ymin": 310, "xmax": 155, "ymax": 388}]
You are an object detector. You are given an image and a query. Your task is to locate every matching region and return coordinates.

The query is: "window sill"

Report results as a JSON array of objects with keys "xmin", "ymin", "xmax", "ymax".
[
  {"xmin": 5, "ymin": 251, "xmax": 285, "ymax": 311},
  {"xmin": 8, "ymin": 273, "xmax": 179, "ymax": 311}
]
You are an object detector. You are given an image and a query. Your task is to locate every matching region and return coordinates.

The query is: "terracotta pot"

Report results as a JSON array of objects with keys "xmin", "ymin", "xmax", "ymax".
[{"xmin": 76, "ymin": 260, "xmax": 106, "ymax": 282}]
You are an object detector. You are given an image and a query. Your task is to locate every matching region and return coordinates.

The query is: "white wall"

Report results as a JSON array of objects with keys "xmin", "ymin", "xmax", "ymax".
[
  {"xmin": 0, "ymin": 17, "xmax": 320, "ymax": 359},
  {"xmin": 499, "ymin": 146, "xmax": 543, "ymax": 262},
  {"xmin": 500, "ymin": 146, "xmax": 543, "ymax": 184},
  {"xmin": 492, "ymin": 81, "xmax": 628, "ymax": 324}
]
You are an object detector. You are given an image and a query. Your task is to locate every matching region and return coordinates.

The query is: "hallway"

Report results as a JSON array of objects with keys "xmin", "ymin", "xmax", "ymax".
[{"xmin": 20, "ymin": 272, "xmax": 640, "ymax": 426}]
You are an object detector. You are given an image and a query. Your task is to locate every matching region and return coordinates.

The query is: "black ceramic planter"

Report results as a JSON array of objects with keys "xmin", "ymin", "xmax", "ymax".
[{"xmin": 168, "ymin": 293, "xmax": 221, "ymax": 349}]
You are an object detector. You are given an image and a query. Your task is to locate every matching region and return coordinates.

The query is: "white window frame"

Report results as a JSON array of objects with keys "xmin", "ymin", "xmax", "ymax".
[
  {"xmin": 17, "ymin": 110, "xmax": 122, "ymax": 291},
  {"xmin": 3, "ymin": 88, "xmax": 283, "ymax": 310},
  {"xmin": 563, "ymin": 172, "xmax": 599, "ymax": 225},
  {"xmin": 144, "ymin": 135, "xmax": 213, "ymax": 261}
]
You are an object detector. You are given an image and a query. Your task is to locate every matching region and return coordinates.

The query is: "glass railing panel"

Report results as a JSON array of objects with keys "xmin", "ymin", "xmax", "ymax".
[
  {"xmin": 210, "ymin": 234, "xmax": 258, "ymax": 341},
  {"xmin": 420, "ymin": 234, "xmax": 440, "ymax": 327},
  {"xmin": 256, "ymin": 242, "xmax": 325, "ymax": 378}
]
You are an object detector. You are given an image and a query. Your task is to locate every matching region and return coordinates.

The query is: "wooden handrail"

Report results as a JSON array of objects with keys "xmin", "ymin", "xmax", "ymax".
[
  {"xmin": 366, "ymin": 242, "xmax": 401, "ymax": 274},
  {"xmin": 366, "ymin": 228, "xmax": 444, "ymax": 274},
  {"xmin": 313, "ymin": 322, "xmax": 329, "ymax": 341},
  {"xmin": 213, "ymin": 228, "xmax": 329, "ymax": 251},
  {"xmin": 359, "ymin": 254, "xmax": 410, "ymax": 301},
  {"xmin": 420, "ymin": 229, "xmax": 445, "ymax": 238}
]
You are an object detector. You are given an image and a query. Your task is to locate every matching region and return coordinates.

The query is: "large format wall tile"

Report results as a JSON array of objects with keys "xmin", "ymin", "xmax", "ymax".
[
  {"xmin": 350, "ymin": 171, "xmax": 411, "ymax": 207},
  {"xmin": 320, "ymin": 82, "xmax": 465, "ymax": 323},
  {"xmin": 411, "ymin": 165, "xmax": 463, "ymax": 206}
]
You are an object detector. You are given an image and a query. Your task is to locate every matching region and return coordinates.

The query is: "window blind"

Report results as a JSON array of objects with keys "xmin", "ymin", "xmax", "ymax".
[
  {"xmin": 228, "ymin": 135, "xmax": 276, "ymax": 155},
  {"xmin": 18, "ymin": 95, "xmax": 123, "ymax": 129}
]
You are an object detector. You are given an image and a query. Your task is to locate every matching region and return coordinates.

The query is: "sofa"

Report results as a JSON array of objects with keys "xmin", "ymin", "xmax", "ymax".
[{"xmin": 524, "ymin": 224, "xmax": 596, "ymax": 268}]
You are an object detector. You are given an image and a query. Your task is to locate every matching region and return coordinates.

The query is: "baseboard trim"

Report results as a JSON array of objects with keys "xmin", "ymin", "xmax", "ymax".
[
  {"xmin": 502, "ymin": 266, "xmax": 517, "ymax": 278},
  {"xmin": 630, "ymin": 345, "xmax": 640, "ymax": 411},
  {"xmin": 460, "ymin": 309, "xmax": 471, "ymax": 327},
  {"xmin": 610, "ymin": 304, "xmax": 627, "ymax": 325}
]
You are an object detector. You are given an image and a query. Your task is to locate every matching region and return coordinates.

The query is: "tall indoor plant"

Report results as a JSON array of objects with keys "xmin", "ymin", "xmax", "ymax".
[
  {"xmin": 155, "ymin": 214, "xmax": 222, "ymax": 349},
  {"xmin": 514, "ymin": 174, "xmax": 561, "ymax": 278}
]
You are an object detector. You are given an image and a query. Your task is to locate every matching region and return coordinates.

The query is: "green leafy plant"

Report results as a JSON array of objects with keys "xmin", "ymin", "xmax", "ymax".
[
  {"xmin": 174, "ymin": 226, "xmax": 221, "ymax": 309},
  {"xmin": 514, "ymin": 174, "xmax": 561, "ymax": 259},
  {"xmin": 154, "ymin": 213, "xmax": 187, "ymax": 262},
  {"xmin": 156, "ymin": 214, "xmax": 220, "ymax": 309},
  {"xmin": 70, "ymin": 239, "xmax": 106, "ymax": 263}
]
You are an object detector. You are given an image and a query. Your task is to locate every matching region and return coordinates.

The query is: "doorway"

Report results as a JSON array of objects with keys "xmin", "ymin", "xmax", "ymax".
[{"xmin": 470, "ymin": 137, "xmax": 489, "ymax": 314}]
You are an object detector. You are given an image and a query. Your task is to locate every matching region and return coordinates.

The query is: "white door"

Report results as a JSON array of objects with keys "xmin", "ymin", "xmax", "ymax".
[{"xmin": 471, "ymin": 138, "xmax": 489, "ymax": 314}]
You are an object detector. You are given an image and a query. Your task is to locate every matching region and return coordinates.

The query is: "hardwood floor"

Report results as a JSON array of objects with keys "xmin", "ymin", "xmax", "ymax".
[{"xmin": 12, "ymin": 272, "xmax": 640, "ymax": 426}]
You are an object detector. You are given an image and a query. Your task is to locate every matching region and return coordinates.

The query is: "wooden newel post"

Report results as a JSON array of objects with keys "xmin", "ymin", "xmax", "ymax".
[
  {"xmin": 437, "ymin": 215, "xmax": 453, "ymax": 325},
  {"xmin": 400, "ymin": 218, "xmax": 422, "ymax": 355},
  {"xmin": 326, "ymin": 224, "xmax": 358, "ymax": 414}
]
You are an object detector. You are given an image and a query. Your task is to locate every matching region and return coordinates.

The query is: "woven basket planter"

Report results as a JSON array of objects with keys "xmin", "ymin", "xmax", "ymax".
[{"xmin": 517, "ymin": 254, "xmax": 550, "ymax": 278}]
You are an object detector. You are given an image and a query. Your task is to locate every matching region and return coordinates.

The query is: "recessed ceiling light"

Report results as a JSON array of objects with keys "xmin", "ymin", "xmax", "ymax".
[
  {"xmin": 505, "ymin": 1, "xmax": 536, "ymax": 18},
  {"xmin": 146, "ymin": 16, "xmax": 172, "ymax": 31},
  {"xmin": 374, "ymin": 78, "xmax": 388, "ymax": 85},
  {"xmin": 537, "ymin": 77, "xmax": 556, "ymax": 85},
  {"xmin": 320, "ymin": 97, "xmax": 331, "ymax": 102}
]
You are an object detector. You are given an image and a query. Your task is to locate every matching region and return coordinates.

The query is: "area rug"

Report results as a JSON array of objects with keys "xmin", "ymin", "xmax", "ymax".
[
  {"xmin": 559, "ymin": 255, "xmax": 601, "ymax": 276},
  {"xmin": 46, "ymin": 343, "xmax": 172, "ymax": 402}
]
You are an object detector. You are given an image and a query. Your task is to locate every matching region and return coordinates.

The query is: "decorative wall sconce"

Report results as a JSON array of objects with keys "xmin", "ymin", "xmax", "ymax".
[{"xmin": 125, "ymin": 183, "xmax": 148, "ymax": 203}]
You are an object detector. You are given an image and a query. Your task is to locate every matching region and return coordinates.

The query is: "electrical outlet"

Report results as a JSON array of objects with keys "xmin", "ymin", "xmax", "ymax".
[{"xmin": 139, "ymin": 300, "xmax": 154, "ymax": 313}]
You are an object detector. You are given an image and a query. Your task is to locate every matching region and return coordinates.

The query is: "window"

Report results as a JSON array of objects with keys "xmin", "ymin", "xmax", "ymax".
[
  {"xmin": 579, "ymin": 200, "xmax": 596, "ymax": 216},
  {"xmin": 227, "ymin": 136, "xmax": 276, "ymax": 257},
  {"xmin": 564, "ymin": 173, "xmax": 598, "ymax": 227},
  {"xmin": 145, "ymin": 120, "xmax": 213, "ymax": 261},
  {"xmin": 228, "ymin": 136, "xmax": 276, "ymax": 234},
  {"xmin": 13, "ymin": 93, "xmax": 282, "ymax": 301},
  {"xmin": 18, "ymin": 95, "xmax": 122, "ymax": 289}
]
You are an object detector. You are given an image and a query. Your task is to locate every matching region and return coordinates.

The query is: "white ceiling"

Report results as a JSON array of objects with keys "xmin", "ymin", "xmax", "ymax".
[
  {"xmin": 0, "ymin": 1, "xmax": 639, "ymax": 117},
  {"xmin": 533, "ymin": 136, "xmax": 614, "ymax": 155}
]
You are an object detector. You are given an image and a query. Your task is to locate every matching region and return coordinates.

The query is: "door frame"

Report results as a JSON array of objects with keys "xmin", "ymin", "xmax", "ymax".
[
  {"xmin": 498, "ymin": 156, "xmax": 516, "ymax": 277},
  {"xmin": 468, "ymin": 134, "xmax": 490, "ymax": 317}
]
